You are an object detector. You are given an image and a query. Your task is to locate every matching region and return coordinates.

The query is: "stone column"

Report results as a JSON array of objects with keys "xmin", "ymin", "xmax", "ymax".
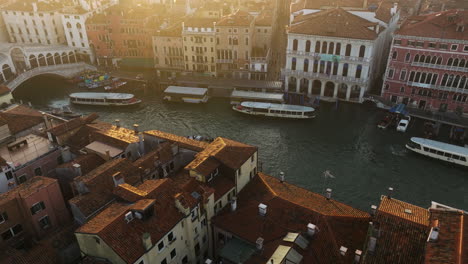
[
  {"xmin": 333, "ymin": 83, "xmax": 338, "ymax": 98},
  {"xmin": 307, "ymin": 79, "xmax": 312, "ymax": 95},
  {"xmin": 284, "ymin": 77, "xmax": 289, "ymax": 92},
  {"xmin": 359, "ymin": 86, "xmax": 365, "ymax": 102},
  {"xmin": 346, "ymin": 85, "xmax": 351, "ymax": 101},
  {"xmin": 320, "ymin": 81, "xmax": 325, "ymax": 97}
]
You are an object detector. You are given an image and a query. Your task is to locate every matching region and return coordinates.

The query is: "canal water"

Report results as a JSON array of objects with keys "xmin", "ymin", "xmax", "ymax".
[{"xmin": 13, "ymin": 75, "xmax": 467, "ymax": 211}]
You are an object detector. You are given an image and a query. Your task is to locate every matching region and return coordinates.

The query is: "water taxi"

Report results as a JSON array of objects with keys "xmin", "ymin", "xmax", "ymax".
[
  {"xmin": 163, "ymin": 86, "xmax": 209, "ymax": 103},
  {"xmin": 233, "ymin": 102, "xmax": 315, "ymax": 119},
  {"xmin": 406, "ymin": 137, "xmax": 468, "ymax": 167},
  {"xmin": 69, "ymin": 92, "xmax": 141, "ymax": 106}
]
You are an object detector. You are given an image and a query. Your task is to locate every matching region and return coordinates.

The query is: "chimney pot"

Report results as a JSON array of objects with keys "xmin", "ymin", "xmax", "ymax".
[
  {"xmin": 279, "ymin": 171, "xmax": 284, "ymax": 183},
  {"xmin": 388, "ymin": 187, "xmax": 394, "ymax": 199},
  {"xmin": 133, "ymin": 124, "xmax": 139, "ymax": 133},
  {"xmin": 371, "ymin": 205, "xmax": 377, "ymax": 216},
  {"xmin": 73, "ymin": 163, "xmax": 82, "ymax": 176},
  {"xmin": 307, "ymin": 223, "xmax": 317, "ymax": 236},
  {"xmin": 326, "ymin": 188, "xmax": 332, "ymax": 200},
  {"xmin": 230, "ymin": 197, "xmax": 237, "ymax": 211},
  {"xmin": 258, "ymin": 203, "xmax": 267, "ymax": 216},
  {"xmin": 115, "ymin": 119, "xmax": 120, "ymax": 128},
  {"xmin": 256, "ymin": 237, "xmax": 264, "ymax": 250},
  {"xmin": 340, "ymin": 246, "xmax": 348, "ymax": 256},
  {"xmin": 354, "ymin": 249, "xmax": 362, "ymax": 263}
]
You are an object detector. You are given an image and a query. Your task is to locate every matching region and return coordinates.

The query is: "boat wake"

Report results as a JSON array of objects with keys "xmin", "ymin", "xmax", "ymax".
[{"xmin": 390, "ymin": 145, "xmax": 407, "ymax": 157}]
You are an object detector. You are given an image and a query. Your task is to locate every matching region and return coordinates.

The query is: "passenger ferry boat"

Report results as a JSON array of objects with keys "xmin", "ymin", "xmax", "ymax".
[
  {"xmin": 69, "ymin": 92, "xmax": 141, "ymax": 106},
  {"xmin": 233, "ymin": 102, "xmax": 315, "ymax": 119},
  {"xmin": 163, "ymin": 86, "xmax": 209, "ymax": 104},
  {"xmin": 406, "ymin": 137, "xmax": 468, "ymax": 167}
]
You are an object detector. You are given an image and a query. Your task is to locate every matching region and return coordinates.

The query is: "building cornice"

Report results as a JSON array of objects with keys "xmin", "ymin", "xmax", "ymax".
[{"xmin": 394, "ymin": 34, "xmax": 468, "ymax": 45}]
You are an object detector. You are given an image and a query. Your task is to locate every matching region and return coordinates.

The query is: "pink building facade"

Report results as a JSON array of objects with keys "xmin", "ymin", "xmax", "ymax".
[{"xmin": 381, "ymin": 10, "xmax": 468, "ymax": 114}]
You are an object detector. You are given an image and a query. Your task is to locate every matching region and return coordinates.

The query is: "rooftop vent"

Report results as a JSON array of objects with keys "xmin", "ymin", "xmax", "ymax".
[
  {"xmin": 256, "ymin": 237, "xmax": 264, "ymax": 250},
  {"xmin": 427, "ymin": 227, "xmax": 440, "ymax": 242},
  {"xmin": 326, "ymin": 188, "xmax": 332, "ymax": 200},
  {"xmin": 258, "ymin": 203, "xmax": 267, "ymax": 216},
  {"xmin": 230, "ymin": 197, "xmax": 237, "ymax": 212},
  {"xmin": 307, "ymin": 223, "xmax": 317, "ymax": 237},
  {"xmin": 115, "ymin": 119, "xmax": 120, "ymax": 128},
  {"xmin": 370, "ymin": 205, "xmax": 377, "ymax": 216},
  {"xmin": 339, "ymin": 246, "xmax": 348, "ymax": 256},
  {"xmin": 279, "ymin": 171, "xmax": 285, "ymax": 183},
  {"xmin": 73, "ymin": 163, "xmax": 82, "ymax": 176},
  {"xmin": 124, "ymin": 211, "xmax": 134, "ymax": 223},
  {"xmin": 404, "ymin": 208, "xmax": 412, "ymax": 214},
  {"xmin": 387, "ymin": 187, "xmax": 394, "ymax": 199},
  {"xmin": 205, "ymin": 260, "xmax": 213, "ymax": 264},
  {"xmin": 133, "ymin": 124, "xmax": 139, "ymax": 133},
  {"xmin": 354, "ymin": 250, "xmax": 362, "ymax": 263}
]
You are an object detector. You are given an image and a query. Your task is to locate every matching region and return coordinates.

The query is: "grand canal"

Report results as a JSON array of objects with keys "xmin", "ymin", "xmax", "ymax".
[{"xmin": 13, "ymin": 75, "xmax": 467, "ymax": 211}]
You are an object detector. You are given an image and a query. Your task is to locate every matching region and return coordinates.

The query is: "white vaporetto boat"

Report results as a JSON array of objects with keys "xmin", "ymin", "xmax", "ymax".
[
  {"xmin": 406, "ymin": 137, "xmax": 468, "ymax": 166},
  {"xmin": 69, "ymin": 92, "xmax": 141, "ymax": 106},
  {"xmin": 163, "ymin": 86, "xmax": 209, "ymax": 103},
  {"xmin": 233, "ymin": 102, "xmax": 315, "ymax": 119}
]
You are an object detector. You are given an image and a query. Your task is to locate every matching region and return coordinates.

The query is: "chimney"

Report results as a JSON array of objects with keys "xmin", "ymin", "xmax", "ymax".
[
  {"xmin": 258, "ymin": 203, "xmax": 267, "ymax": 216},
  {"xmin": 112, "ymin": 172, "xmax": 124, "ymax": 186},
  {"xmin": 307, "ymin": 223, "xmax": 317, "ymax": 237},
  {"xmin": 354, "ymin": 250, "xmax": 362, "ymax": 263},
  {"xmin": 42, "ymin": 113, "xmax": 50, "ymax": 129},
  {"xmin": 105, "ymin": 150, "xmax": 111, "ymax": 160},
  {"xmin": 142, "ymin": 232, "xmax": 152, "ymax": 251},
  {"xmin": 362, "ymin": 0, "xmax": 367, "ymax": 9},
  {"xmin": 367, "ymin": 237, "xmax": 377, "ymax": 253},
  {"xmin": 339, "ymin": 246, "xmax": 348, "ymax": 256},
  {"xmin": 133, "ymin": 124, "xmax": 139, "ymax": 134},
  {"xmin": 230, "ymin": 197, "xmax": 237, "ymax": 211},
  {"xmin": 256, "ymin": 237, "xmax": 264, "ymax": 250},
  {"xmin": 370, "ymin": 205, "xmax": 377, "ymax": 216},
  {"xmin": 279, "ymin": 171, "xmax": 284, "ymax": 183},
  {"xmin": 115, "ymin": 119, "xmax": 120, "ymax": 128},
  {"xmin": 427, "ymin": 224, "xmax": 440, "ymax": 242},
  {"xmin": 73, "ymin": 163, "xmax": 82, "ymax": 176},
  {"xmin": 387, "ymin": 187, "xmax": 394, "ymax": 199},
  {"xmin": 326, "ymin": 188, "xmax": 332, "ymax": 200},
  {"xmin": 138, "ymin": 133, "xmax": 145, "ymax": 155}
]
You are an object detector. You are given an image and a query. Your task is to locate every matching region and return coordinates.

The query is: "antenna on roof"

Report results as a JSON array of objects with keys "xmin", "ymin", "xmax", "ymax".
[{"xmin": 321, "ymin": 170, "xmax": 335, "ymax": 196}]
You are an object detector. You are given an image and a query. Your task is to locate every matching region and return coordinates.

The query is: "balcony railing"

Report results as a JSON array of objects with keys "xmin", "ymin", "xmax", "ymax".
[
  {"xmin": 406, "ymin": 81, "xmax": 468, "ymax": 95},
  {"xmin": 282, "ymin": 69, "xmax": 368, "ymax": 85},
  {"xmin": 411, "ymin": 62, "xmax": 468, "ymax": 73},
  {"xmin": 217, "ymin": 59, "xmax": 233, "ymax": 63},
  {"xmin": 286, "ymin": 50, "xmax": 371, "ymax": 63}
]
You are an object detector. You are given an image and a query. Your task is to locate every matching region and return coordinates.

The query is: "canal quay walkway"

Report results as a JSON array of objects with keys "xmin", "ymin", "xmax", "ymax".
[{"xmin": 369, "ymin": 95, "xmax": 468, "ymax": 128}]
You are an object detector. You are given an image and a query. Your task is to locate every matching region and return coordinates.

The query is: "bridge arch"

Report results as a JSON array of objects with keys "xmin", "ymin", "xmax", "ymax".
[
  {"xmin": 2, "ymin": 64, "xmax": 13, "ymax": 80},
  {"xmin": 62, "ymin": 52, "xmax": 69, "ymax": 64},
  {"xmin": 46, "ymin": 53, "xmax": 53, "ymax": 65},
  {"xmin": 10, "ymin": 47, "xmax": 27, "ymax": 73},
  {"xmin": 38, "ymin": 54, "xmax": 46, "ymax": 66},
  {"xmin": 54, "ymin": 52, "xmax": 61, "ymax": 64},
  {"xmin": 29, "ymin": 54, "xmax": 38, "ymax": 68}
]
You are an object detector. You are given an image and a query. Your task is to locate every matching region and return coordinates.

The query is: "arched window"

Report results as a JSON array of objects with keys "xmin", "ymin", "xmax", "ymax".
[
  {"xmin": 76, "ymin": 23, "xmax": 82, "ymax": 29},
  {"xmin": 342, "ymin": 63, "xmax": 348, "ymax": 77},
  {"xmin": 454, "ymin": 58, "xmax": 459, "ymax": 67},
  {"xmin": 437, "ymin": 57, "xmax": 442, "ymax": 64},
  {"xmin": 313, "ymin": 60, "xmax": 318, "ymax": 73},
  {"xmin": 392, "ymin": 51, "xmax": 397, "ymax": 60},
  {"xmin": 425, "ymin": 56, "xmax": 431, "ymax": 63},
  {"xmin": 430, "ymin": 56, "xmax": 437, "ymax": 64},
  {"xmin": 458, "ymin": 76, "xmax": 466, "ymax": 88},
  {"xmin": 355, "ymin": 64, "xmax": 362, "ymax": 78},
  {"xmin": 319, "ymin": 61, "xmax": 325, "ymax": 73},
  {"xmin": 291, "ymin": 57, "xmax": 296, "ymax": 70},
  {"xmin": 421, "ymin": 73, "xmax": 427, "ymax": 83},
  {"xmin": 315, "ymin": 41, "xmax": 320, "ymax": 53},
  {"xmin": 359, "ymin": 45, "xmax": 365, "ymax": 57},
  {"xmin": 447, "ymin": 58, "xmax": 453, "ymax": 66},
  {"xmin": 420, "ymin": 55, "xmax": 425, "ymax": 63},
  {"xmin": 426, "ymin": 73, "xmax": 432, "ymax": 84},
  {"xmin": 67, "ymin": 22, "xmax": 71, "ymax": 28},
  {"xmin": 328, "ymin": 42, "xmax": 334, "ymax": 55},
  {"xmin": 305, "ymin": 40, "xmax": 311, "ymax": 52},
  {"xmin": 321, "ymin": 41, "xmax": 327, "ymax": 53},
  {"xmin": 409, "ymin": 71, "xmax": 415, "ymax": 81},
  {"xmin": 335, "ymin": 43, "xmax": 341, "ymax": 55},
  {"xmin": 304, "ymin": 59, "xmax": 309, "ymax": 72},
  {"xmin": 332, "ymin": 62, "xmax": 338, "ymax": 75},
  {"xmin": 441, "ymin": 74, "xmax": 448, "ymax": 86},
  {"xmin": 453, "ymin": 75, "xmax": 460, "ymax": 87},
  {"xmin": 345, "ymin": 44, "xmax": 351, "ymax": 56},
  {"xmin": 460, "ymin": 59, "xmax": 466, "ymax": 68},
  {"xmin": 415, "ymin": 72, "xmax": 421, "ymax": 82},
  {"xmin": 447, "ymin": 74, "xmax": 454, "ymax": 86},
  {"xmin": 414, "ymin": 54, "xmax": 419, "ymax": 62},
  {"xmin": 405, "ymin": 53, "xmax": 411, "ymax": 62},
  {"xmin": 292, "ymin": 39, "xmax": 298, "ymax": 51}
]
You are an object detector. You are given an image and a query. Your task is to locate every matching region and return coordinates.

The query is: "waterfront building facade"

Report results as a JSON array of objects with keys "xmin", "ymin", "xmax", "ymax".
[
  {"xmin": 381, "ymin": 10, "xmax": 468, "ymax": 114},
  {"xmin": 153, "ymin": 23, "xmax": 185, "ymax": 79},
  {"xmin": 1, "ymin": 1, "xmax": 66, "ymax": 45},
  {"xmin": 182, "ymin": 18, "xmax": 217, "ymax": 76},
  {"xmin": 283, "ymin": 8, "xmax": 385, "ymax": 102},
  {"xmin": 215, "ymin": 10, "xmax": 254, "ymax": 79}
]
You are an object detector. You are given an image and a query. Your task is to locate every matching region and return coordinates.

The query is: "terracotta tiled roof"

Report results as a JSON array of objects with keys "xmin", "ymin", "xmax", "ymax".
[
  {"xmin": 396, "ymin": 10, "xmax": 468, "ymax": 40},
  {"xmin": 56, "ymin": 153, "xmax": 105, "ymax": 175},
  {"xmin": 289, "ymin": 8, "xmax": 380, "ymax": 40},
  {"xmin": 144, "ymin": 130, "xmax": 209, "ymax": 151},
  {"xmin": 361, "ymin": 195, "xmax": 430, "ymax": 264},
  {"xmin": 114, "ymin": 183, "xmax": 148, "ymax": 202},
  {"xmin": 0, "ymin": 176, "xmax": 57, "ymax": 204},
  {"xmin": 214, "ymin": 173, "xmax": 370, "ymax": 263},
  {"xmin": 88, "ymin": 122, "xmax": 140, "ymax": 150},
  {"xmin": 185, "ymin": 137, "xmax": 257, "ymax": 175},
  {"xmin": 65, "ymin": 125, "xmax": 94, "ymax": 151},
  {"xmin": 424, "ymin": 208, "xmax": 467, "ymax": 264},
  {"xmin": 255, "ymin": 12, "xmax": 272, "ymax": 26},
  {"xmin": 378, "ymin": 196, "xmax": 430, "ymax": 226},
  {"xmin": 211, "ymin": 174, "xmax": 235, "ymax": 201},
  {"xmin": 0, "ymin": 105, "xmax": 44, "ymax": 134},
  {"xmin": 76, "ymin": 178, "xmax": 194, "ymax": 264},
  {"xmin": 69, "ymin": 191, "xmax": 115, "ymax": 218},
  {"xmin": 291, "ymin": 0, "xmax": 367, "ymax": 13},
  {"xmin": 156, "ymin": 22, "xmax": 183, "ymax": 37},
  {"xmin": 47, "ymin": 113, "xmax": 99, "ymax": 136},
  {"xmin": 0, "ymin": 85, "xmax": 10, "ymax": 96},
  {"xmin": 184, "ymin": 17, "xmax": 217, "ymax": 28},
  {"xmin": 217, "ymin": 10, "xmax": 253, "ymax": 27},
  {"xmin": 133, "ymin": 142, "xmax": 173, "ymax": 172},
  {"xmin": 75, "ymin": 158, "xmax": 140, "ymax": 192}
]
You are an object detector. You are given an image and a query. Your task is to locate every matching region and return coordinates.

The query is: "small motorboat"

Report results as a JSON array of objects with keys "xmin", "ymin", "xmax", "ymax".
[
  {"xmin": 396, "ymin": 116, "xmax": 411, "ymax": 132},
  {"xmin": 48, "ymin": 106, "xmax": 81, "ymax": 119}
]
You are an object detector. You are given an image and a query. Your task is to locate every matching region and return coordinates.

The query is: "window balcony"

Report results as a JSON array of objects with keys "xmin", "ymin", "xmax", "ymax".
[
  {"xmin": 411, "ymin": 62, "xmax": 468, "ymax": 73},
  {"xmin": 282, "ymin": 69, "xmax": 368, "ymax": 85},
  {"xmin": 406, "ymin": 81, "xmax": 468, "ymax": 95},
  {"xmin": 286, "ymin": 49, "xmax": 371, "ymax": 63}
]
